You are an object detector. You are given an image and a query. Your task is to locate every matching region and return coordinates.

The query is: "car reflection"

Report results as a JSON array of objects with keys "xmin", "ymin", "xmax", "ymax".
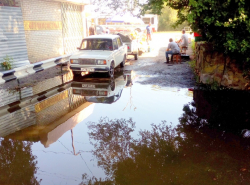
[{"xmin": 71, "ymin": 72, "xmax": 130, "ymax": 104}]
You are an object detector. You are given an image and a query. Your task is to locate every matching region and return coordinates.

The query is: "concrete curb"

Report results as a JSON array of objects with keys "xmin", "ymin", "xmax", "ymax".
[{"xmin": 0, "ymin": 54, "xmax": 72, "ymax": 85}]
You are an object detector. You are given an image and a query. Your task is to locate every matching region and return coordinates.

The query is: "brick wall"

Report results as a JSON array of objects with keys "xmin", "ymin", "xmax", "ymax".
[{"xmin": 21, "ymin": 0, "xmax": 64, "ymax": 63}]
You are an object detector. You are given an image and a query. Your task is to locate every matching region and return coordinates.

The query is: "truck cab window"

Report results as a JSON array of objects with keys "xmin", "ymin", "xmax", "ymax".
[{"xmin": 117, "ymin": 38, "xmax": 122, "ymax": 48}]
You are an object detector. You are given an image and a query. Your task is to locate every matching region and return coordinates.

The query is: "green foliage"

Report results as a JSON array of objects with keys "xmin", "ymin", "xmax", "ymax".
[
  {"xmin": 141, "ymin": 0, "xmax": 250, "ymax": 65},
  {"xmin": 191, "ymin": 39, "xmax": 195, "ymax": 51},
  {"xmin": 188, "ymin": 60, "xmax": 199, "ymax": 83},
  {"xmin": 158, "ymin": 6, "xmax": 188, "ymax": 31},
  {"xmin": 188, "ymin": 60, "xmax": 196, "ymax": 71},
  {"xmin": 1, "ymin": 55, "xmax": 13, "ymax": 70}
]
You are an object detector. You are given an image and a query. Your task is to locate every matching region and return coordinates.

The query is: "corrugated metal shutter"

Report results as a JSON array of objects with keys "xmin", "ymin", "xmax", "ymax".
[
  {"xmin": 0, "ymin": 87, "xmax": 33, "ymax": 107},
  {"xmin": 0, "ymin": 6, "xmax": 29, "ymax": 71},
  {"xmin": 61, "ymin": 3, "xmax": 84, "ymax": 54}
]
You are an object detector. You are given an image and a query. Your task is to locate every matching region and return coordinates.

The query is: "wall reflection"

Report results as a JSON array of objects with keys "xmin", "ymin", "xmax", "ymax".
[{"xmin": 0, "ymin": 70, "xmax": 132, "ymax": 149}]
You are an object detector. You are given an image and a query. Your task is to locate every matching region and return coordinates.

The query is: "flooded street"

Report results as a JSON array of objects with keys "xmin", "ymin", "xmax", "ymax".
[{"xmin": 0, "ymin": 33, "xmax": 250, "ymax": 184}]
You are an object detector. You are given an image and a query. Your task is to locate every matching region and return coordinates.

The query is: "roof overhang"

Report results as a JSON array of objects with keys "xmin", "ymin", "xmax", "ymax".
[{"xmin": 50, "ymin": 0, "xmax": 90, "ymax": 5}]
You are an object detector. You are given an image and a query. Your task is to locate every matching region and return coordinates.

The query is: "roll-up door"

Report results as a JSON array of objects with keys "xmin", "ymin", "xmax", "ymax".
[
  {"xmin": 61, "ymin": 3, "xmax": 84, "ymax": 54},
  {"xmin": 0, "ymin": 6, "xmax": 29, "ymax": 71}
]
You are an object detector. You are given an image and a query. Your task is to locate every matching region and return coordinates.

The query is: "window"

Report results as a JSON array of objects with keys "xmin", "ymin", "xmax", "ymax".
[
  {"xmin": 142, "ymin": 18, "xmax": 150, "ymax": 24},
  {"xmin": 151, "ymin": 17, "xmax": 154, "ymax": 24},
  {"xmin": 117, "ymin": 37, "xmax": 123, "ymax": 48},
  {"xmin": 98, "ymin": 18, "xmax": 107, "ymax": 25},
  {"xmin": 80, "ymin": 39, "xmax": 113, "ymax": 50},
  {"xmin": 113, "ymin": 39, "xmax": 118, "ymax": 50}
]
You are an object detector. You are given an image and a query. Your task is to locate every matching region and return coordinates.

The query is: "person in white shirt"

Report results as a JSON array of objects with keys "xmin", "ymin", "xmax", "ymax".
[
  {"xmin": 165, "ymin": 38, "xmax": 180, "ymax": 63},
  {"xmin": 177, "ymin": 29, "xmax": 189, "ymax": 52}
]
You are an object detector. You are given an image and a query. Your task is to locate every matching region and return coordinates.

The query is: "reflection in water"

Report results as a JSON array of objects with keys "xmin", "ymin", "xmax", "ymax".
[
  {"xmin": 72, "ymin": 71, "xmax": 130, "ymax": 104},
  {"xmin": 84, "ymin": 90, "xmax": 250, "ymax": 184},
  {"xmin": 1, "ymin": 69, "xmax": 250, "ymax": 185},
  {"xmin": 0, "ymin": 138, "xmax": 41, "ymax": 184},
  {"xmin": 193, "ymin": 89, "xmax": 250, "ymax": 136},
  {"xmin": 0, "ymin": 70, "xmax": 73, "ymax": 138}
]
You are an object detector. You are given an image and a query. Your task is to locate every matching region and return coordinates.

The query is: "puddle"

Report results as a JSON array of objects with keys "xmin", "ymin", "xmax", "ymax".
[{"xmin": 0, "ymin": 71, "xmax": 250, "ymax": 185}]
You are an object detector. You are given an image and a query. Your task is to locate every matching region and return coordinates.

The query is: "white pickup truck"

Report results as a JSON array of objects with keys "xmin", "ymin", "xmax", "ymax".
[
  {"xmin": 69, "ymin": 35, "xmax": 127, "ymax": 77},
  {"xmin": 117, "ymin": 33, "xmax": 139, "ymax": 60}
]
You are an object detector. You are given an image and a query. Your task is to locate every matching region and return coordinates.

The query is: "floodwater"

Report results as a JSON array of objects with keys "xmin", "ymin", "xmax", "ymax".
[{"xmin": 0, "ymin": 70, "xmax": 250, "ymax": 185}]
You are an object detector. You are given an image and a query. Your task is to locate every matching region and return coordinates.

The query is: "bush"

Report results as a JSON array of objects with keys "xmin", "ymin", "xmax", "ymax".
[{"xmin": 1, "ymin": 55, "xmax": 13, "ymax": 70}]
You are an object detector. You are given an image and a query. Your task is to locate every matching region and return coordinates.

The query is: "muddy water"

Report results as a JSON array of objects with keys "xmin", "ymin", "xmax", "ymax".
[{"xmin": 0, "ymin": 70, "xmax": 250, "ymax": 185}]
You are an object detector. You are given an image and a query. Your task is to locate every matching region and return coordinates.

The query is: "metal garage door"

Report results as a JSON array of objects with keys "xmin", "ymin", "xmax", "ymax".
[
  {"xmin": 61, "ymin": 3, "xmax": 84, "ymax": 54},
  {"xmin": 0, "ymin": 6, "xmax": 29, "ymax": 71}
]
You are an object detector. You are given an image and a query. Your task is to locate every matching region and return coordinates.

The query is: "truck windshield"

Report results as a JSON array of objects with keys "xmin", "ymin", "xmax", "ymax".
[{"xmin": 80, "ymin": 39, "xmax": 113, "ymax": 50}]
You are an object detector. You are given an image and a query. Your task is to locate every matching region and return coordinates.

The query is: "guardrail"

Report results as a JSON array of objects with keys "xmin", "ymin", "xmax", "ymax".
[{"xmin": 0, "ymin": 54, "xmax": 71, "ymax": 85}]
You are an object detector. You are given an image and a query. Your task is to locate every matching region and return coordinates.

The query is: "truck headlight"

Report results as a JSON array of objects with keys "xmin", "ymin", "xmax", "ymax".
[
  {"xmin": 70, "ymin": 59, "xmax": 79, "ymax": 64},
  {"xmin": 96, "ymin": 59, "xmax": 107, "ymax": 65}
]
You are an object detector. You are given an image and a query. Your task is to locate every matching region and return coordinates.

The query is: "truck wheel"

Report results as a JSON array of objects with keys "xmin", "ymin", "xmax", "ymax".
[
  {"xmin": 134, "ymin": 53, "xmax": 138, "ymax": 60},
  {"xmin": 120, "ymin": 55, "xmax": 126, "ymax": 68}
]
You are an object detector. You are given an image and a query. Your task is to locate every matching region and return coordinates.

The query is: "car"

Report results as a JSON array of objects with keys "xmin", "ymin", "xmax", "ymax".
[
  {"xmin": 71, "ymin": 72, "xmax": 128, "ymax": 104},
  {"xmin": 69, "ymin": 35, "xmax": 127, "ymax": 77}
]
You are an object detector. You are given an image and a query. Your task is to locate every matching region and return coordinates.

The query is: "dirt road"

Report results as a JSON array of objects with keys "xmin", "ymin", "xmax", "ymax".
[{"xmin": 125, "ymin": 32, "xmax": 195, "ymax": 88}]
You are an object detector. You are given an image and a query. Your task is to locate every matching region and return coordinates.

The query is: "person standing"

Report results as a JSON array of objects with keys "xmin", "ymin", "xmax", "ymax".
[
  {"xmin": 89, "ymin": 23, "xmax": 96, "ymax": 36},
  {"xmin": 106, "ymin": 27, "xmax": 110, "ymax": 34},
  {"xmin": 177, "ymin": 29, "xmax": 189, "ymax": 52},
  {"xmin": 165, "ymin": 38, "xmax": 180, "ymax": 63},
  {"xmin": 146, "ymin": 23, "xmax": 153, "ymax": 43}
]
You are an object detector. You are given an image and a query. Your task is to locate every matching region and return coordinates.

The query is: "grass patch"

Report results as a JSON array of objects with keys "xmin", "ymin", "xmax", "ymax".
[{"xmin": 188, "ymin": 60, "xmax": 199, "ymax": 83}]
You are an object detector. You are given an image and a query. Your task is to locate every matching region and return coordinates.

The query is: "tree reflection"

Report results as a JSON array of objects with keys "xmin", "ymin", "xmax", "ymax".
[
  {"xmin": 0, "ymin": 138, "xmax": 41, "ymax": 185},
  {"xmin": 88, "ymin": 117, "xmax": 135, "ymax": 177},
  {"xmin": 83, "ymin": 90, "xmax": 250, "ymax": 184}
]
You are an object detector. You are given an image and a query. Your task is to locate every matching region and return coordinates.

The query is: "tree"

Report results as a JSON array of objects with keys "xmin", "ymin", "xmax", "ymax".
[
  {"xmin": 142, "ymin": 0, "xmax": 250, "ymax": 64},
  {"xmin": 158, "ymin": 6, "xmax": 188, "ymax": 31},
  {"xmin": 90, "ymin": 0, "xmax": 140, "ymax": 15}
]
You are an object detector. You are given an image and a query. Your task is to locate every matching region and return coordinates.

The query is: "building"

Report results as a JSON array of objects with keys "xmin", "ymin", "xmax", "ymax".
[{"xmin": 0, "ymin": 0, "xmax": 90, "ymax": 70}]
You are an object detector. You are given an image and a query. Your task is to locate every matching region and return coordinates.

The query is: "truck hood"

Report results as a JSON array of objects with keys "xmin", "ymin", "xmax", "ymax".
[{"xmin": 71, "ymin": 50, "xmax": 112, "ymax": 59}]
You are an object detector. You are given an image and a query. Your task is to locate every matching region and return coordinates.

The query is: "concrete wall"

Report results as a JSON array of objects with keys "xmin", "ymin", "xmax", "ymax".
[
  {"xmin": 195, "ymin": 42, "xmax": 250, "ymax": 90},
  {"xmin": 20, "ymin": 0, "xmax": 64, "ymax": 63}
]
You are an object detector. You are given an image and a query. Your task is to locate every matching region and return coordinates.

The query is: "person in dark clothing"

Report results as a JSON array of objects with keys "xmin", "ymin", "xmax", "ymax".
[{"xmin": 89, "ymin": 23, "xmax": 96, "ymax": 36}]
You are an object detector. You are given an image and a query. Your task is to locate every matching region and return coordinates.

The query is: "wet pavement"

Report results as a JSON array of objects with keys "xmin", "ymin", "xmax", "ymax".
[{"xmin": 0, "ymin": 33, "xmax": 250, "ymax": 185}]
